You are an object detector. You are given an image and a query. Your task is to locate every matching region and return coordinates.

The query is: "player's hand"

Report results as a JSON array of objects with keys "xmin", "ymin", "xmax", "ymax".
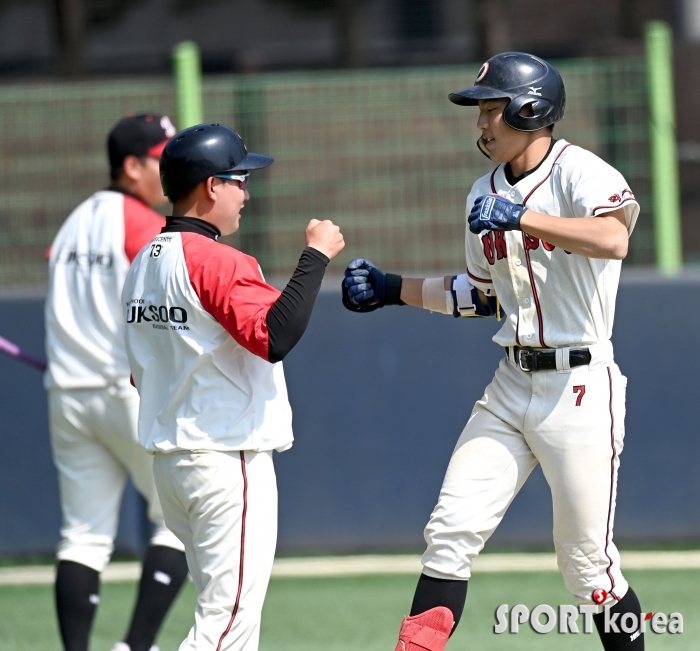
[
  {"xmin": 305, "ymin": 219, "xmax": 345, "ymax": 260},
  {"xmin": 344, "ymin": 258, "xmax": 386, "ymax": 304},
  {"xmin": 468, "ymin": 194, "xmax": 527, "ymax": 234},
  {"xmin": 342, "ymin": 258, "xmax": 386, "ymax": 312}
]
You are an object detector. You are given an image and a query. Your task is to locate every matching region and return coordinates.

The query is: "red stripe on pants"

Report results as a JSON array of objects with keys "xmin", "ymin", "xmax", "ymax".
[
  {"xmin": 604, "ymin": 368, "xmax": 620, "ymax": 601},
  {"xmin": 216, "ymin": 452, "xmax": 248, "ymax": 651}
]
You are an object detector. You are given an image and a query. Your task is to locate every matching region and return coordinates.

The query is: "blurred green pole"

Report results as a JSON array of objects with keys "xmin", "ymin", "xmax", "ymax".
[
  {"xmin": 645, "ymin": 21, "xmax": 682, "ymax": 274},
  {"xmin": 173, "ymin": 41, "xmax": 203, "ymax": 128}
]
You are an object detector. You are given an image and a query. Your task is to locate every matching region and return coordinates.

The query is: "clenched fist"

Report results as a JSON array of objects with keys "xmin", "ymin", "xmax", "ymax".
[{"xmin": 305, "ymin": 219, "xmax": 345, "ymax": 260}]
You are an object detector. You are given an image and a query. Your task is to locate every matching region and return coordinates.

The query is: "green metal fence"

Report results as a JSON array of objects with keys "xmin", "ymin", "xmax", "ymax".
[{"xmin": 0, "ymin": 57, "xmax": 651, "ymax": 290}]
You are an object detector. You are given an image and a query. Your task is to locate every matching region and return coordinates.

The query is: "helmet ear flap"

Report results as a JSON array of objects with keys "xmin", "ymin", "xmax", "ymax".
[{"xmin": 503, "ymin": 95, "xmax": 556, "ymax": 131}]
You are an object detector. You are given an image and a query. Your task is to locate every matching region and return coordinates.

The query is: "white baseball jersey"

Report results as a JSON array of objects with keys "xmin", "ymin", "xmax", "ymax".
[
  {"xmin": 418, "ymin": 139, "xmax": 640, "ymax": 610},
  {"xmin": 464, "ymin": 139, "xmax": 640, "ymax": 349},
  {"xmin": 45, "ymin": 189, "xmax": 182, "ymax": 570},
  {"xmin": 122, "ymin": 230, "xmax": 293, "ymax": 454},
  {"xmin": 45, "ymin": 190, "xmax": 164, "ymax": 389}
]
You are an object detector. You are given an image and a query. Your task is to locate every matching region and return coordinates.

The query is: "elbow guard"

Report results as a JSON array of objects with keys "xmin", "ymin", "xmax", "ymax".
[
  {"xmin": 422, "ymin": 274, "xmax": 499, "ymax": 318},
  {"xmin": 450, "ymin": 274, "xmax": 498, "ymax": 318}
]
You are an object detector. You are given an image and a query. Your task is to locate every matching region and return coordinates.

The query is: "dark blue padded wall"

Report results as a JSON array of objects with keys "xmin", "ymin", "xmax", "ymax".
[
  {"xmin": 0, "ymin": 273, "xmax": 698, "ymax": 557},
  {"xmin": 277, "ymin": 273, "xmax": 700, "ymax": 552}
]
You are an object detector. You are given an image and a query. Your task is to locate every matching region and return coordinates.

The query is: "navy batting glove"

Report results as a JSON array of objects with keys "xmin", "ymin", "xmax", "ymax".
[
  {"xmin": 468, "ymin": 194, "xmax": 527, "ymax": 234},
  {"xmin": 344, "ymin": 259, "xmax": 386, "ymax": 305},
  {"xmin": 342, "ymin": 259, "xmax": 404, "ymax": 312}
]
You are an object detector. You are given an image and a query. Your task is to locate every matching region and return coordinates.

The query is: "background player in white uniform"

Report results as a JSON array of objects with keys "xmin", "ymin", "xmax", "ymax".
[
  {"xmin": 343, "ymin": 53, "xmax": 645, "ymax": 651},
  {"xmin": 45, "ymin": 114, "xmax": 188, "ymax": 651},
  {"xmin": 123, "ymin": 123, "xmax": 345, "ymax": 651}
]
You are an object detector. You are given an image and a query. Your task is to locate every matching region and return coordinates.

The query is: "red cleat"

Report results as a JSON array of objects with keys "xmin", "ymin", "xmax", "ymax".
[{"xmin": 394, "ymin": 606, "xmax": 454, "ymax": 651}]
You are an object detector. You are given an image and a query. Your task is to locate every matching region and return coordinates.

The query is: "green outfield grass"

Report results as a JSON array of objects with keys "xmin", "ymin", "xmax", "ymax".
[{"xmin": 0, "ymin": 569, "xmax": 696, "ymax": 650}]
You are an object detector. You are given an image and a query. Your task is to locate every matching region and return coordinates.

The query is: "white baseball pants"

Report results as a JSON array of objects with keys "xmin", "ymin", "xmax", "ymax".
[
  {"xmin": 49, "ymin": 382, "xmax": 184, "ymax": 573},
  {"xmin": 422, "ymin": 344, "xmax": 629, "ymax": 607},
  {"xmin": 153, "ymin": 449, "xmax": 278, "ymax": 651}
]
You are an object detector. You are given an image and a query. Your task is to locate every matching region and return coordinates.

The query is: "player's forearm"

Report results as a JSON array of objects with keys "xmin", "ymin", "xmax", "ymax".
[
  {"xmin": 266, "ymin": 247, "xmax": 329, "ymax": 363},
  {"xmin": 519, "ymin": 209, "xmax": 628, "ymax": 259},
  {"xmin": 401, "ymin": 276, "xmax": 492, "ymax": 313},
  {"xmin": 400, "ymin": 276, "xmax": 453, "ymax": 308}
]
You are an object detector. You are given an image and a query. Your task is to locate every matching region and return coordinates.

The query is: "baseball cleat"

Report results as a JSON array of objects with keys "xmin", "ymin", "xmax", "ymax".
[{"xmin": 394, "ymin": 606, "xmax": 454, "ymax": 651}]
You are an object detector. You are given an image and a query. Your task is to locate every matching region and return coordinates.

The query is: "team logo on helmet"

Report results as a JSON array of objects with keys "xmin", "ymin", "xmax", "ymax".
[{"xmin": 476, "ymin": 62, "xmax": 489, "ymax": 83}]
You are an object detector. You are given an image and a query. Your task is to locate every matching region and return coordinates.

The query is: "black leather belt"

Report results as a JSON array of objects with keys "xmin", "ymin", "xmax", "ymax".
[{"xmin": 508, "ymin": 346, "xmax": 591, "ymax": 372}]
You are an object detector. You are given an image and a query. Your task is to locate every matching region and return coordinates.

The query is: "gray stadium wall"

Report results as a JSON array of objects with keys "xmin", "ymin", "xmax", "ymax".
[{"xmin": 1, "ymin": 272, "xmax": 699, "ymax": 558}]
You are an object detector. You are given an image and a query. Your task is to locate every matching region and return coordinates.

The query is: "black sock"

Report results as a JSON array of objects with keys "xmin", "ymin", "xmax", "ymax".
[
  {"xmin": 409, "ymin": 574, "xmax": 468, "ymax": 635},
  {"xmin": 55, "ymin": 561, "xmax": 101, "ymax": 651},
  {"xmin": 594, "ymin": 587, "xmax": 645, "ymax": 650},
  {"xmin": 124, "ymin": 545, "xmax": 189, "ymax": 651}
]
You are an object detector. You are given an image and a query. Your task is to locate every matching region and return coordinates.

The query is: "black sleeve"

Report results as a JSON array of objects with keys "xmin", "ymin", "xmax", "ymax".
[{"xmin": 267, "ymin": 247, "xmax": 329, "ymax": 363}]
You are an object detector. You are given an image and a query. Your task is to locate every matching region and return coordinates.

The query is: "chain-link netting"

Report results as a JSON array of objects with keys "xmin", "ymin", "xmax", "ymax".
[{"xmin": 0, "ymin": 57, "xmax": 651, "ymax": 290}]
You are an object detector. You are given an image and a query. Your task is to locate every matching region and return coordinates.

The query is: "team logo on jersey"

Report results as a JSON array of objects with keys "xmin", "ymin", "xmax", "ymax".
[
  {"xmin": 527, "ymin": 87, "xmax": 542, "ymax": 96},
  {"xmin": 600, "ymin": 189, "xmax": 635, "ymax": 207},
  {"xmin": 56, "ymin": 249, "xmax": 113, "ymax": 271},
  {"xmin": 126, "ymin": 300, "xmax": 188, "ymax": 330},
  {"xmin": 482, "ymin": 231, "xmax": 508, "ymax": 265},
  {"xmin": 481, "ymin": 232, "xmax": 571, "ymax": 265}
]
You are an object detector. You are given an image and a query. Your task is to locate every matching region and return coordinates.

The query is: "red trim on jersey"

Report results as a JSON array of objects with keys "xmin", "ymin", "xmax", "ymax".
[
  {"xmin": 516, "ymin": 143, "xmax": 573, "ymax": 348},
  {"xmin": 467, "ymin": 270, "xmax": 492, "ymax": 284},
  {"xmin": 591, "ymin": 196, "xmax": 637, "ymax": 215},
  {"xmin": 181, "ymin": 232, "xmax": 281, "ymax": 361},
  {"xmin": 123, "ymin": 195, "xmax": 166, "ymax": 263},
  {"xmin": 215, "ymin": 451, "xmax": 248, "ymax": 651},
  {"xmin": 489, "ymin": 166, "xmax": 499, "ymax": 193},
  {"xmin": 485, "ymin": 145, "xmax": 575, "ymax": 346},
  {"xmin": 604, "ymin": 367, "xmax": 621, "ymax": 601},
  {"xmin": 522, "ymin": 143, "xmax": 573, "ymax": 205},
  {"xmin": 521, "ymin": 234, "xmax": 547, "ymax": 348}
]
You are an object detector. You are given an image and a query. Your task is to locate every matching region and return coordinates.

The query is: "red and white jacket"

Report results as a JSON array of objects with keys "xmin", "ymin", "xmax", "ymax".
[
  {"xmin": 122, "ymin": 225, "xmax": 293, "ymax": 454},
  {"xmin": 45, "ymin": 190, "xmax": 164, "ymax": 390}
]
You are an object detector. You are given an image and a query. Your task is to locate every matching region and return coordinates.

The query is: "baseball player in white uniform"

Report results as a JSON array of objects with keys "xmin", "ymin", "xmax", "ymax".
[
  {"xmin": 343, "ymin": 53, "xmax": 645, "ymax": 651},
  {"xmin": 122, "ymin": 123, "xmax": 345, "ymax": 651},
  {"xmin": 45, "ymin": 114, "xmax": 188, "ymax": 651}
]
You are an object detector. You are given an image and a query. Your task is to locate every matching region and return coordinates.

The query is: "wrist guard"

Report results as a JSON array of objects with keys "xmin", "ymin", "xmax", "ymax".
[{"xmin": 384, "ymin": 273, "xmax": 404, "ymax": 306}]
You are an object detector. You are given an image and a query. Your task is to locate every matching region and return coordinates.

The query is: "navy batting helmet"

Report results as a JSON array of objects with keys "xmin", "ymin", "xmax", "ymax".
[
  {"xmin": 160, "ymin": 123, "xmax": 273, "ymax": 201},
  {"xmin": 448, "ymin": 52, "xmax": 565, "ymax": 132}
]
